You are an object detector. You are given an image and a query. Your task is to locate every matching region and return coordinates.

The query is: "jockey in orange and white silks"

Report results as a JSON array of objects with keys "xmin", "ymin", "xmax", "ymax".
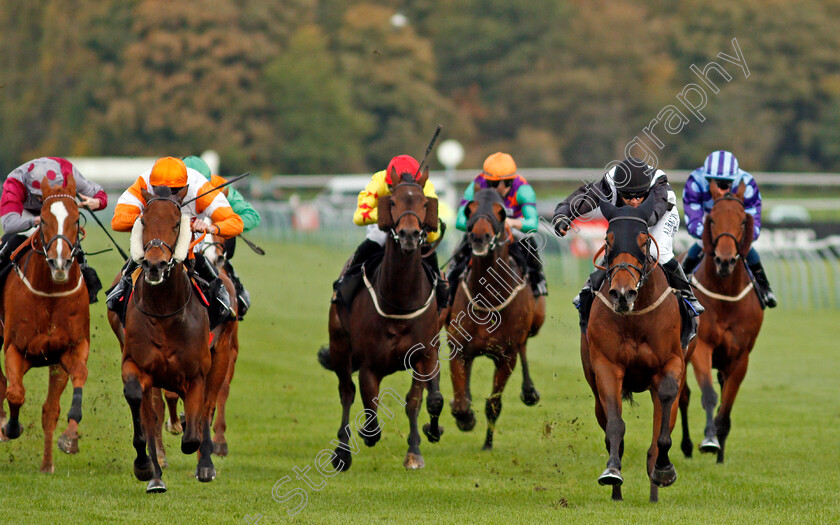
[
  {"xmin": 0, "ymin": 157, "xmax": 107, "ymax": 303},
  {"xmin": 106, "ymin": 157, "xmax": 244, "ymax": 325}
]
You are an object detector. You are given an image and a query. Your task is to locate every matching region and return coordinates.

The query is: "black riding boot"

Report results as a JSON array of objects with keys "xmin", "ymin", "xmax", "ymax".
[
  {"xmin": 443, "ymin": 237, "xmax": 472, "ymax": 308},
  {"xmin": 223, "ymin": 260, "xmax": 250, "ymax": 320},
  {"xmin": 194, "ymin": 253, "xmax": 233, "ymax": 326},
  {"xmin": 106, "ymin": 258, "xmax": 140, "ymax": 315},
  {"xmin": 748, "ymin": 261, "xmax": 778, "ymax": 308},
  {"xmin": 681, "ymin": 250, "xmax": 703, "ymax": 276},
  {"xmin": 663, "ymin": 258, "xmax": 705, "ymax": 315},
  {"xmin": 521, "ymin": 237, "xmax": 548, "ymax": 297},
  {"xmin": 76, "ymin": 250, "xmax": 102, "ymax": 304},
  {"xmin": 0, "ymin": 234, "xmax": 27, "ymax": 287},
  {"xmin": 574, "ymin": 268, "xmax": 606, "ymax": 333},
  {"xmin": 332, "ymin": 239, "xmax": 383, "ymax": 307}
]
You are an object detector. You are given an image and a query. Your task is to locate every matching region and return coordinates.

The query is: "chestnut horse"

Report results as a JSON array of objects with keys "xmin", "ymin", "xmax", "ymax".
[
  {"xmin": 446, "ymin": 188, "xmax": 545, "ymax": 450},
  {"xmin": 322, "ymin": 170, "xmax": 443, "ymax": 471},
  {"xmin": 0, "ymin": 173, "xmax": 90, "ymax": 473},
  {"xmin": 678, "ymin": 182, "xmax": 763, "ymax": 463},
  {"xmin": 107, "ymin": 186, "xmax": 230, "ymax": 492},
  {"xmin": 581, "ymin": 198, "xmax": 684, "ymax": 502}
]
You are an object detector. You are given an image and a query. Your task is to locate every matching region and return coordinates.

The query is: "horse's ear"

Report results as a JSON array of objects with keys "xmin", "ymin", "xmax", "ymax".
[
  {"xmin": 600, "ymin": 199, "xmax": 618, "ymax": 221},
  {"xmin": 388, "ymin": 166, "xmax": 399, "ymax": 189},
  {"xmin": 40, "ymin": 176, "xmax": 52, "ymax": 199},
  {"xmin": 417, "ymin": 165, "xmax": 429, "ymax": 187},
  {"xmin": 701, "ymin": 215, "xmax": 713, "ymax": 255},
  {"xmin": 739, "ymin": 213, "xmax": 754, "ymax": 258},
  {"xmin": 141, "ymin": 187, "xmax": 154, "ymax": 204},
  {"xmin": 637, "ymin": 193, "xmax": 657, "ymax": 222},
  {"xmin": 464, "ymin": 201, "xmax": 477, "ymax": 220},
  {"xmin": 377, "ymin": 195, "xmax": 394, "ymax": 231},
  {"xmin": 709, "ymin": 179, "xmax": 726, "ymax": 201},
  {"xmin": 734, "ymin": 181, "xmax": 746, "ymax": 201},
  {"xmin": 424, "ymin": 197, "xmax": 438, "ymax": 232},
  {"xmin": 175, "ymin": 186, "xmax": 189, "ymax": 204},
  {"xmin": 64, "ymin": 170, "xmax": 77, "ymax": 195}
]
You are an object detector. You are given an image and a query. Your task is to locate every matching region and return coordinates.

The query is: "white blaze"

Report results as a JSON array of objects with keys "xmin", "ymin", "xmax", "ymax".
[{"xmin": 49, "ymin": 201, "xmax": 69, "ymax": 259}]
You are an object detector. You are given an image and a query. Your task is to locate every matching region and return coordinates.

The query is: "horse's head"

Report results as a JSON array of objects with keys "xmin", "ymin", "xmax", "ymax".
[
  {"xmin": 600, "ymin": 197, "xmax": 658, "ymax": 313},
  {"xmin": 38, "ymin": 172, "xmax": 80, "ymax": 282},
  {"xmin": 463, "ymin": 187, "xmax": 506, "ymax": 257},
  {"xmin": 377, "ymin": 168, "xmax": 438, "ymax": 254},
  {"xmin": 133, "ymin": 186, "xmax": 191, "ymax": 284},
  {"xmin": 702, "ymin": 181, "xmax": 752, "ymax": 278}
]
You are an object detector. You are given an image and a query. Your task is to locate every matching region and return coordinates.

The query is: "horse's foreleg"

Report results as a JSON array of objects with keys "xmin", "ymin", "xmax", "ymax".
[
  {"xmin": 122, "ymin": 360, "xmax": 152, "ymax": 482},
  {"xmin": 164, "ymin": 390, "xmax": 181, "ymax": 435},
  {"xmin": 0, "ymin": 359, "xmax": 7, "ymax": 438},
  {"xmin": 648, "ymin": 359, "xmax": 682, "ymax": 501},
  {"xmin": 40, "ymin": 366, "xmax": 69, "ymax": 473},
  {"xmin": 592, "ymin": 357, "xmax": 625, "ymax": 497},
  {"xmin": 678, "ymin": 381, "xmax": 693, "ymax": 458},
  {"xmin": 57, "ymin": 339, "xmax": 90, "ymax": 454},
  {"xmin": 715, "ymin": 351, "xmax": 749, "ymax": 464},
  {"xmin": 518, "ymin": 343, "xmax": 540, "ymax": 406},
  {"xmin": 332, "ymin": 358, "xmax": 355, "ymax": 472},
  {"xmin": 403, "ymin": 377, "xmax": 425, "ymax": 469},
  {"xmin": 196, "ymin": 339, "xmax": 229, "ymax": 482},
  {"xmin": 2, "ymin": 344, "xmax": 30, "ymax": 440},
  {"xmin": 181, "ymin": 377, "xmax": 205, "ymax": 455},
  {"xmin": 140, "ymin": 387, "xmax": 166, "ymax": 493},
  {"xmin": 212, "ymin": 343, "xmax": 238, "ymax": 456},
  {"xmin": 691, "ymin": 340, "xmax": 720, "ymax": 454},
  {"xmin": 357, "ymin": 367, "xmax": 383, "ymax": 447},
  {"xmin": 151, "ymin": 389, "xmax": 168, "ymax": 468},
  {"xmin": 420, "ymin": 349, "xmax": 444, "ymax": 444},
  {"xmin": 483, "ymin": 352, "xmax": 516, "ymax": 451},
  {"xmin": 449, "ymin": 354, "xmax": 476, "ymax": 431}
]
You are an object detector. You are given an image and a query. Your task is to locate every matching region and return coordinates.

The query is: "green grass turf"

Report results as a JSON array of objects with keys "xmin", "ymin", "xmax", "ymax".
[{"xmin": 0, "ymin": 231, "xmax": 838, "ymax": 524}]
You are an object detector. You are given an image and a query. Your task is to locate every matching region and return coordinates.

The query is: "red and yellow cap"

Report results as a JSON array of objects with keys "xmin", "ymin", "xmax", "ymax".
[
  {"xmin": 482, "ymin": 152, "xmax": 517, "ymax": 180},
  {"xmin": 385, "ymin": 155, "xmax": 421, "ymax": 185},
  {"xmin": 150, "ymin": 156, "xmax": 188, "ymax": 187}
]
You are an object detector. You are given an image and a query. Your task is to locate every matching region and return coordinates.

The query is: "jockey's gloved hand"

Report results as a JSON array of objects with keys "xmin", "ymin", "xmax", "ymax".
[{"xmin": 552, "ymin": 215, "xmax": 572, "ymax": 237}]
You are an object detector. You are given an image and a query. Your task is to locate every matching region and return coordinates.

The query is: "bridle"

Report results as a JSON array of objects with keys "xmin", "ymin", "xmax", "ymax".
[
  {"xmin": 466, "ymin": 192, "xmax": 510, "ymax": 251},
  {"xmin": 708, "ymin": 194, "xmax": 747, "ymax": 261},
  {"xmin": 595, "ymin": 216, "xmax": 661, "ymax": 293},
  {"xmin": 141, "ymin": 196, "xmax": 184, "ymax": 277},
  {"xmin": 34, "ymin": 193, "xmax": 81, "ymax": 261},
  {"xmin": 388, "ymin": 181, "xmax": 434, "ymax": 245}
]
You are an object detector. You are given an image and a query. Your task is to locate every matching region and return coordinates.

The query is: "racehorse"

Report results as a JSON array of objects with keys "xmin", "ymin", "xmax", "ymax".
[
  {"xmin": 107, "ymin": 186, "xmax": 230, "ymax": 492},
  {"xmin": 678, "ymin": 182, "xmax": 763, "ymax": 463},
  {"xmin": 581, "ymin": 198, "xmax": 684, "ymax": 502},
  {"xmin": 446, "ymin": 188, "xmax": 545, "ymax": 450},
  {"xmin": 321, "ymin": 170, "xmax": 443, "ymax": 470},
  {"xmin": 0, "ymin": 173, "xmax": 90, "ymax": 473}
]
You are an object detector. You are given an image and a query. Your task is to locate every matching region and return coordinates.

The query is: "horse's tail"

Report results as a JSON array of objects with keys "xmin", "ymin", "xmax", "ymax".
[
  {"xmin": 317, "ymin": 346, "xmax": 333, "ymax": 371},
  {"xmin": 621, "ymin": 388, "xmax": 636, "ymax": 405}
]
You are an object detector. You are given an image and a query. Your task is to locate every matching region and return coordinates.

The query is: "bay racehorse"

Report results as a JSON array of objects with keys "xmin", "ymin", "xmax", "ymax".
[
  {"xmin": 446, "ymin": 188, "xmax": 545, "ymax": 450},
  {"xmin": 581, "ymin": 197, "xmax": 684, "ymax": 502},
  {"xmin": 107, "ymin": 186, "xmax": 230, "ymax": 492},
  {"xmin": 678, "ymin": 182, "xmax": 763, "ymax": 463},
  {"xmin": 0, "ymin": 173, "xmax": 90, "ymax": 472},
  {"xmin": 321, "ymin": 170, "xmax": 443, "ymax": 470}
]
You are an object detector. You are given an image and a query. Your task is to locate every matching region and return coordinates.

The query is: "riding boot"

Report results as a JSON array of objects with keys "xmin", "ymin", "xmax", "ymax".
[
  {"xmin": 194, "ymin": 253, "xmax": 233, "ymax": 325},
  {"xmin": 574, "ymin": 267, "xmax": 606, "ymax": 333},
  {"xmin": 332, "ymin": 239, "xmax": 382, "ymax": 306},
  {"xmin": 748, "ymin": 261, "xmax": 778, "ymax": 308},
  {"xmin": 522, "ymin": 237, "xmax": 548, "ymax": 297},
  {"xmin": 0, "ymin": 234, "xmax": 26, "ymax": 288},
  {"xmin": 422, "ymin": 250, "xmax": 449, "ymax": 311},
  {"xmin": 106, "ymin": 258, "xmax": 140, "ymax": 314},
  {"xmin": 681, "ymin": 250, "xmax": 703, "ymax": 276},
  {"xmin": 76, "ymin": 250, "xmax": 102, "ymax": 304},
  {"xmin": 663, "ymin": 258, "xmax": 705, "ymax": 315},
  {"xmin": 223, "ymin": 260, "xmax": 250, "ymax": 320},
  {"xmin": 444, "ymin": 237, "xmax": 471, "ymax": 307}
]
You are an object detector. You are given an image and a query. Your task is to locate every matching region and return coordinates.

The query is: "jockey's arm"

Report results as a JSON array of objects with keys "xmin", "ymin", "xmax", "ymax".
[
  {"xmin": 195, "ymin": 185, "xmax": 244, "ymax": 238},
  {"xmin": 645, "ymin": 178, "xmax": 673, "ymax": 226},
  {"xmin": 742, "ymin": 176, "xmax": 762, "ymax": 240},
  {"xmin": 455, "ymin": 182, "xmax": 476, "ymax": 231},
  {"xmin": 0, "ymin": 178, "xmax": 35, "ymax": 234},
  {"xmin": 553, "ymin": 176, "xmax": 612, "ymax": 224},
  {"xmin": 682, "ymin": 171, "xmax": 706, "ymax": 239},
  {"xmin": 227, "ymin": 187, "xmax": 261, "ymax": 232},
  {"xmin": 514, "ymin": 184, "xmax": 539, "ymax": 233},
  {"xmin": 421, "ymin": 178, "xmax": 441, "ymax": 242},
  {"xmin": 111, "ymin": 177, "xmax": 147, "ymax": 232},
  {"xmin": 74, "ymin": 171, "xmax": 108, "ymax": 211},
  {"xmin": 353, "ymin": 171, "xmax": 388, "ymax": 226}
]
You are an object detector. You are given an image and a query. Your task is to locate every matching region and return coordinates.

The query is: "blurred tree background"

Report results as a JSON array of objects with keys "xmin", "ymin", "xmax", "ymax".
[{"xmin": 1, "ymin": 0, "xmax": 840, "ymax": 175}]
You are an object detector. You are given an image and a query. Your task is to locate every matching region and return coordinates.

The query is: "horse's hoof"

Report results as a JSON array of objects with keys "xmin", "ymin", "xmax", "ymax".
[
  {"xmin": 652, "ymin": 464, "xmax": 677, "ymax": 487},
  {"xmin": 422, "ymin": 423, "xmax": 443, "ymax": 443},
  {"xmin": 361, "ymin": 430, "xmax": 381, "ymax": 448},
  {"xmin": 699, "ymin": 436, "xmax": 720, "ymax": 453},
  {"xmin": 2, "ymin": 420, "xmax": 22, "ymax": 440},
  {"xmin": 181, "ymin": 437, "xmax": 200, "ymax": 455},
  {"xmin": 134, "ymin": 458, "xmax": 154, "ymax": 481},
  {"xmin": 195, "ymin": 465, "xmax": 217, "ymax": 482},
  {"xmin": 598, "ymin": 468, "xmax": 623, "ymax": 486},
  {"xmin": 39, "ymin": 463, "xmax": 55, "ymax": 474},
  {"xmin": 165, "ymin": 420, "xmax": 183, "ymax": 435},
  {"xmin": 57, "ymin": 434, "xmax": 79, "ymax": 455},
  {"xmin": 403, "ymin": 452, "xmax": 425, "ymax": 470},
  {"xmin": 333, "ymin": 448, "xmax": 352, "ymax": 472},
  {"xmin": 157, "ymin": 456, "xmax": 168, "ymax": 469},
  {"xmin": 453, "ymin": 411, "xmax": 476, "ymax": 432},
  {"xmin": 212, "ymin": 441, "xmax": 228, "ymax": 457},
  {"xmin": 681, "ymin": 439, "xmax": 693, "ymax": 458},
  {"xmin": 146, "ymin": 479, "xmax": 167, "ymax": 493},
  {"xmin": 520, "ymin": 387, "xmax": 541, "ymax": 406}
]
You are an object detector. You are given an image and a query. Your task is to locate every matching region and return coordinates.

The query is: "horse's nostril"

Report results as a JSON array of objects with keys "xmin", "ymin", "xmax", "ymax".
[
  {"xmin": 626, "ymin": 289, "xmax": 638, "ymax": 302},
  {"xmin": 609, "ymin": 289, "xmax": 620, "ymax": 302},
  {"xmin": 714, "ymin": 256, "xmax": 722, "ymax": 265}
]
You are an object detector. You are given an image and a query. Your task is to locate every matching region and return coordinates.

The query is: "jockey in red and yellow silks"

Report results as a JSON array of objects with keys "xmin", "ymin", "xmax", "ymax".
[{"xmin": 332, "ymin": 155, "xmax": 447, "ymax": 308}]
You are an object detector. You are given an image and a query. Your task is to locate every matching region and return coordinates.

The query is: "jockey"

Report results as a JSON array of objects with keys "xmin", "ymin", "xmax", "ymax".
[
  {"xmin": 682, "ymin": 150, "xmax": 777, "ymax": 307},
  {"xmin": 106, "ymin": 156, "xmax": 244, "ymax": 324},
  {"xmin": 446, "ymin": 152, "xmax": 548, "ymax": 307},
  {"xmin": 183, "ymin": 155, "xmax": 261, "ymax": 320},
  {"xmin": 553, "ymin": 157, "xmax": 704, "ymax": 340},
  {"xmin": 0, "ymin": 157, "xmax": 105, "ymax": 303},
  {"xmin": 332, "ymin": 154, "xmax": 447, "ymax": 308}
]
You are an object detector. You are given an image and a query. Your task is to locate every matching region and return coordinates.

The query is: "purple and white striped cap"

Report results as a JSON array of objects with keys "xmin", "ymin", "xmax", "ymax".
[{"xmin": 703, "ymin": 150, "xmax": 739, "ymax": 181}]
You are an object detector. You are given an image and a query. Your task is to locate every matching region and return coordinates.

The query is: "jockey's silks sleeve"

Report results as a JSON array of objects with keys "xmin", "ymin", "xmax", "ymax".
[
  {"xmin": 111, "ymin": 177, "xmax": 148, "ymax": 232},
  {"xmin": 194, "ymin": 181, "xmax": 244, "ymax": 238},
  {"xmin": 210, "ymin": 174, "xmax": 260, "ymax": 232},
  {"xmin": 353, "ymin": 170, "xmax": 440, "ymax": 242}
]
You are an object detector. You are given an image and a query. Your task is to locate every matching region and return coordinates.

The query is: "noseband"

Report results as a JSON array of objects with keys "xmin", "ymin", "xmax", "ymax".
[{"xmin": 36, "ymin": 194, "xmax": 81, "ymax": 260}]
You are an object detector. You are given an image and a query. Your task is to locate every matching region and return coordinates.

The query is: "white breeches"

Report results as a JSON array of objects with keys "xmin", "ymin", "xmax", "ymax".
[{"xmin": 650, "ymin": 205, "xmax": 679, "ymax": 263}]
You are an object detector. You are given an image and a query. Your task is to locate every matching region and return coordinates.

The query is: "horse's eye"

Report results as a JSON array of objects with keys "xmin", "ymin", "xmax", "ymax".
[{"xmin": 390, "ymin": 200, "xmax": 396, "ymax": 207}]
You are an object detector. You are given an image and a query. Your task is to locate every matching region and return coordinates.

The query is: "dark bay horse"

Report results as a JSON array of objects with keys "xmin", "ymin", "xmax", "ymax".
[
  {"xmin": 322, "ymin": 170, "xmax": 443, "ymax": 470},
  {"xmin": 446, "ymin": 188, "xmax": 545, "ymax": 450},
  {"xmin": 107, "ymin": 187, "xmax": 230, "ymax": 492},
  {"xmin": 0, "ymin": 173, "xmax": 90, "ymax": 473},
  {"xmin": 678, "ymin": 182, "xmax": 763, "ymax": 463},
  {"xmin": 581, "ymin": 198, "xmax": 684, "ymax": 502}
]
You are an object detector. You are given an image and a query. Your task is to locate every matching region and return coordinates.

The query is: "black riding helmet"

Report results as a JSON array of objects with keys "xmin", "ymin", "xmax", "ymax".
[{"xmin": 613, "ymin": 157, "xmax": 654, "ymax": 199}]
